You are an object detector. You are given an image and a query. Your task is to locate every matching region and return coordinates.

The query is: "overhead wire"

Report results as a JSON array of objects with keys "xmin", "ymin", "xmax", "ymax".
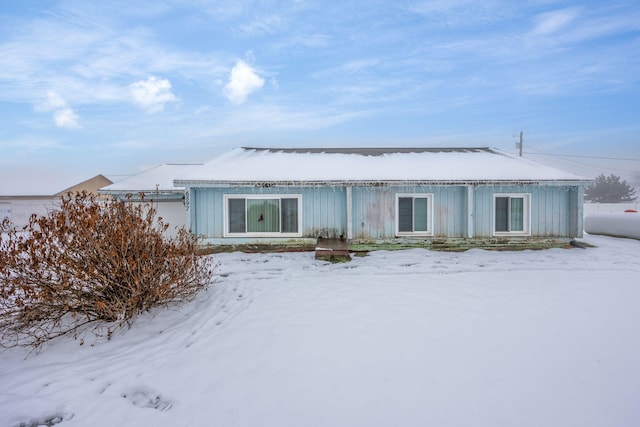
[{"xmin": 523, "ymin": 145, "xmax": 640, "ymax": 176}]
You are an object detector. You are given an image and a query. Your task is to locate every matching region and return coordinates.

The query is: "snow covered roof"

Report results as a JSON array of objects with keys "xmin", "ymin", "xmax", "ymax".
[
  {"xmin": 0, "ymin": 174, "xmax": 113, "ymax": 197},
  {"xmin": 100, "ymin": 164, "xmax": 200, "ymax": 194},
  {"xmin": 174, "ymin": 147, "xmax": 589, "ymax": 185}
]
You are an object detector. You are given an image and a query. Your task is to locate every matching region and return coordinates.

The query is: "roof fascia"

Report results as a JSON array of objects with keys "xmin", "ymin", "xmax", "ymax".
[{"xmin": 174, "ymin": 179, "xmax": 590, "ymax": 188}]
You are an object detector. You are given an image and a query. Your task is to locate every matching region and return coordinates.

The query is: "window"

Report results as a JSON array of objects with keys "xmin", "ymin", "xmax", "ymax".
[
  {"xmin": 396, "ymin": 194, "xmax": 433, "ymax": 236},
  {"xmin": 494, "ymin": 194, "xmax": 530, "ymax": 235},
  {"xmin": 225, "ymin": 195, "xmax": 301, "ymax": 236}
]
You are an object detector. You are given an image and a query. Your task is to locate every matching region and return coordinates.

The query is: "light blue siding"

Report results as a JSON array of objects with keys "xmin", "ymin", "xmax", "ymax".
[
  {"xmin": 473, "ymin": 185, "xmax": 581, "ymax": 237},
  {"xmin": 351, "ymin": 187, "xmax": 395, "ymax": 239},
  {"xmin": 302, "ymin": 186, "xmax": 347, "ymax": 238},
  {"xmin": 433, "ymin": 186, "xmax": 467, "ymax": 237},
  {"xmin": 189, "ymin": 183, "xmax": 585, "ymax": 245},
  {"xmin": 351, "ymin": 186, "xmax": 467, "ymax": 239},
  {"xmin": 191, "ymin": 186, "xmax": 346, "ymax": 240}
]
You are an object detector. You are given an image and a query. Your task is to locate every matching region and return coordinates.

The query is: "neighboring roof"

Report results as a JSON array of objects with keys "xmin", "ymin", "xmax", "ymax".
[
  {"xmin": 175, "ymin": 147, "xmax": 589, "ymax": 185},
  {"xmin": 100, "ymin": 164, "xmax": 201, "ymax": 194},
  {"xmin": 55, "ymin": 174, "xmax": 113, "ymax": 196},
  {"xmin": 0, "ymin": 174, "xmax": 113, "ymax": 198}
]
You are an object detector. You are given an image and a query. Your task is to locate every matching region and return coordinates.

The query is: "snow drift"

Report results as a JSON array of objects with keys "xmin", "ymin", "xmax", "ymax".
[
  {"xmin": 584, "ymin": 211, "xmax": 640, "ymax": 240},
  {"xmin": 1, "ymin": 235, "xmax": 639, "ymax": 427}
]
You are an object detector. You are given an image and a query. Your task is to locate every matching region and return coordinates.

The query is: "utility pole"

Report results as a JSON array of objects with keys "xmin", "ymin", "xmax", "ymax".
[{"xmin": 517, "ymin": 131, "xmax": 523, "ymax": 157}]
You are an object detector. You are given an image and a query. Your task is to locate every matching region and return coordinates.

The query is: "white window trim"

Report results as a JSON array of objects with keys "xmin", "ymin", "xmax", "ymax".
[
  {"xmin": 493, "ymin": 193, "xmax": 531, "ymax": 236},
  {"xmin": 223, "ymin": 194, "xmax": 303, "ymax": 238},
  {"xmin": 395, "ymin": 193, "xmax": 434, "ymax": 237}
]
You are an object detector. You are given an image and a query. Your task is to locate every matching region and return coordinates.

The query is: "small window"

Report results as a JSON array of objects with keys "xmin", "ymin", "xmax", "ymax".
[
  {"xmin": 494, "ymin": 194, "xmax": 530, "ymax": 235},
  {"xmin": 396, "ymin": 194, "xmax": 433, "ymax": 236},
  {"xmin": 225, "ymin": 195, "xmax": 301, "ymax": 237}
]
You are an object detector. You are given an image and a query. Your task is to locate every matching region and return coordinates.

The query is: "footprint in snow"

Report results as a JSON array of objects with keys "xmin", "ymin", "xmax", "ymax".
[
  {"xmin": 15, "ymin": 413, "xmax": 68, "ymax": 427},
  {"xmin": 121, "ymin": 388, "xmax": 173, "ymax": 411}
]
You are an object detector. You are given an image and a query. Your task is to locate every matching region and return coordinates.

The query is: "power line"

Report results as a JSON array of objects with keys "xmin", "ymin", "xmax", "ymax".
[{"xmin": 524, "ymin": 151, "xmax": 640, "ymax": 162}]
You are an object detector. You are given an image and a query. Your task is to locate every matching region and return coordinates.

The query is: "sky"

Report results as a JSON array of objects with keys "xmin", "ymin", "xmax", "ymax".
[{"xmin": 1, "ymin": 0, "xmax": 639, "ymax": 194}]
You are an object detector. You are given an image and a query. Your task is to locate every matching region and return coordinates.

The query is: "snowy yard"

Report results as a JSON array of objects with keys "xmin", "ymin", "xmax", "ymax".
[{"xmin": 1, "ymin": 235, "xmax": 639, "ymax": 427}]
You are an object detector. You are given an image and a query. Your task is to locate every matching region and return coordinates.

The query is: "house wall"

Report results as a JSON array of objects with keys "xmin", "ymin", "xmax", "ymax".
[
  {"xmin": 189, "ymin": 183, "xmax": 585, "ymax": 247},
  {"xmin": 350, "ymin": 186, "xmax": 467, "ymax": 240},
  {"xmin": 0, "ymin": 197, "xmax": 59, "ymax": 228},
  {"xmin": 191, "ymin": 186, "xmax": 347, "ymax": 242},
  {"xmin": 473, "ymin": 185, "xmax": 583, "ymax": 238},
  {"xmin": 128, "ymin": 200, "xmax": 187, "ymax": 238}
]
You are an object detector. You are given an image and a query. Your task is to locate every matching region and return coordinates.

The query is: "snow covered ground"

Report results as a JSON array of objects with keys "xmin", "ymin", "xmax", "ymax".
[{"xmin": 1, "ymin": 235, "xmax": 639, "ymax": 427}]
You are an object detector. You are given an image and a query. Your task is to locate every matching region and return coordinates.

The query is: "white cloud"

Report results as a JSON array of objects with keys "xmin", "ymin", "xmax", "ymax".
[
  {"xmin": 41, "ymin": 91, "xmax": 67, "ymax": 111},
  {"xmin": 238, "ymin": 14, "xmax": 283, "ymax": 36},
  {"xmin": 54, "ymin": 107, "xmax": 81, "ymax": 129},
  {"xmin": 532, "ymin": 8, "xmax": 579, "ymax": 36},
  {"xmin": 129, "ymin": 76, "xmax": 176, "ymax": 113},
  {"xmin": 36, "ymin": 91, "xmax": 81, "ymax": 129},
  {"xmin": 223, "ymin": 60, "xmax": 265, "ymax": 105}
]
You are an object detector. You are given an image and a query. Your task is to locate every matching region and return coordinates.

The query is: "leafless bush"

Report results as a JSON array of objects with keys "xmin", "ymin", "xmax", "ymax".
[{"xmin": 0, "ymin": 192, "xmax": 214, "ymax": 350}]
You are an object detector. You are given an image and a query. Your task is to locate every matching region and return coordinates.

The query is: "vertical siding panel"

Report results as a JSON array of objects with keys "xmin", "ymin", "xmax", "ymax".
[
  {"xmin": 551, "ymin": 189, "xmax": 558, "ymax": 235},
  {"xmin": 353, "ymin": 187, "xmax": 364, "ymax": 239},
  {"xmin": 437, "ymin": 188, "xmax": 446, "ymax": 236},
  {"xmin": 559, "ymin": 189, "xmax": 569, "ymax": 235},
  {"xmin": 531, "ymin": 187, "xmax": 542, "ymax": 236},
  {"xmin": 454, "ymin": 187, "xmax": 464, "ymax": 236},
  {"xmin": 202, "ymin": 189, "xmax": 208, "ymax": 236},
  {"xmin": 482, "ymin": 186, "xmax": 491, "ymax": 237},
  {"xmin": 433, "ymin": 186, "xmax": 465, "ymax": 237},
  {"xmin": 545, "ymin": 188, "xmax": 552, "ymax": 235},
  {"xmin": 194, "ymin": 189, "xmax": 204, "ymax": 236},
  {"xmin": 302, "ymin": 188, "xmax": 314, "ymax": 236},
  {"xmin": 474, "ymin": 187, "xmax": 482, "ymax": 237},
  {"xmin": 213, "ymin": 189, "xmax": 220, "ymax": 236},
  {"xmin": 211, "ymin": 189, "xmax": 222, "ymax": 237},
  {"xmin": 474, "ymin": 186, "xmax": 488, "ymax": 237},
  {"xmin": 545, "ymin": 188, "xmax": 554, "ymax": 235},
  {"xmin": 549, "ymin": 189, "xmax": 557, "ymax": 235},
  {"xmin": 445, "ymin": 188, "xmax": 450, "ymax": 236},
  {"xmin": 449, "ymin": 188, "xmax": 456, "ymax": 236},
  {"xmin": 432, "ymin": 187, "xmax": 440, "ymax": 236},
  {"xmin": 472, "ymin": 186, "xmax": 481, "ymax": 237}
]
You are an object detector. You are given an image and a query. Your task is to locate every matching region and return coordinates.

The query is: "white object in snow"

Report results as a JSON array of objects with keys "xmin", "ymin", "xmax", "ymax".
[{"xmin": 584, "ymin": 212, "xmax": 640, "ymax": 240}]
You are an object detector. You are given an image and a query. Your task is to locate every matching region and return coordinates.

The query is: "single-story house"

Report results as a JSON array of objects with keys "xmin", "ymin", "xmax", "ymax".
[
  {"xmin": 1, "ymin": 174, "xmax": 112, "ymax": 228},
  {"xmin": 99, "ymin": 164, "xmax": 200, "ymax": 236},
  {"xmin": 174, "ymin": 147, "xmax": 590, "ymax": 251}
]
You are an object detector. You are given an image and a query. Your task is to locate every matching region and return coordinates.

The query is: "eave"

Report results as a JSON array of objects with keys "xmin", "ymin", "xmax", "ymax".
[
  {"xmin": 174, "ymin": 179, "xmax": 591, "ymax": 188},
  {"xmin": 98, "ymin": 189, "xmax": 185, "ymax": 201}
]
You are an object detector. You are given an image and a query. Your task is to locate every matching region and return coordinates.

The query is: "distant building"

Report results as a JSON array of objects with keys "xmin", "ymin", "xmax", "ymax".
[
  {"xmin": 174, "ymin": 147, "xmax": 591, "ymax": 251},
  {"xmin": 0, "ymin": 174, "xmax": 112, "ymax": 227},
  {"xmin": 99, "ymin": 164, "xmax": 200, "ymax": 237}
]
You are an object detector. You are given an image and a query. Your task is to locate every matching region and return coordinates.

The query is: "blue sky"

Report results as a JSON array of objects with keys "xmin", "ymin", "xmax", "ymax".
[{"xmin": 1, "ymin": 0, "xmax": 639, "ymax": 193}]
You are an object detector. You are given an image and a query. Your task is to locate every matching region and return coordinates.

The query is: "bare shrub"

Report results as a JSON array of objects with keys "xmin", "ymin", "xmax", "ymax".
[{"xmin": 0, "ymin": 192, "xmax": 214, "ymax": 350}]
